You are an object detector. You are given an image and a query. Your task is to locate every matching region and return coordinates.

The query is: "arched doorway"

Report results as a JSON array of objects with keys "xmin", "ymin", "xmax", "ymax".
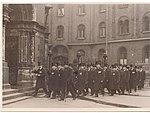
[
  {"xmin": 142, "ymin": 45, "xmax": 150, "ymax": 63},
  {"xmin": 77, "ymin": 49, "xmax": 85, "ymax": 64},
  {"xmin": 118, "ymin": 47, "xmax": 127, "ymax": 65},
  {"xmin": 52, "ymin": 45, "xmax": 68, "ymax": 65},
  {"xmin": 98, "ymin": 49, "xmax": 105, "ymax": 65}
]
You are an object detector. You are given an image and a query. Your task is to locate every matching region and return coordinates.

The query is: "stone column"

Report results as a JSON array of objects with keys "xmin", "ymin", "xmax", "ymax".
[
  {"xmin": 3, "ymin": 4, "xmax": 11, "ymax": 87},
  {"xmin": 17, "ymin": 30, "xmax": 36, "ymax": 88}
]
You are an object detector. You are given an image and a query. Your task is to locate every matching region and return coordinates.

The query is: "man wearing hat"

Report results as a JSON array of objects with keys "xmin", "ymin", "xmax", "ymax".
[
  {"xmin": 93, "ymin": 64, "xmax": 104, "ymax": 97},
  {"xmin": 87, "ymin": 64, "xmax": 95, "ymax": 96},
  {"xmin": 32, "ymin": 62, "xmax": 48, "ymax": 97},
  {"xmin": 129, "ymin": 64, "xmax": 137, "ymax": 93},
  {"xmin": 49, "ymin": 65, "xmax": 60, "ymax": 99},
  {"xmin": 76, "ymin": 63, "xmax": 87, "ymax": 96},
  {"xmin": 137, "ymin": 66, "xmax": 146, "ymax": 90},
  {"xmin": 109, "ymin": 65, "xmax": 120, "ymax": 96}
]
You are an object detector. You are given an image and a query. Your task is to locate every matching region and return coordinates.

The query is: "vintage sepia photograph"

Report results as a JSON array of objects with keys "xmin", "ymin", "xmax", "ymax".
[{"xmin": 1, "ymin": 2, "xmax": 150, "ymax": 111}]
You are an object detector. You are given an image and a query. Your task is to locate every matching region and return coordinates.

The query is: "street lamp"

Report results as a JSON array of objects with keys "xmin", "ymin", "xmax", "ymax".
[
  {"xmin": 103, "ymin": 52, "xmax": 107, "ymax": 66},
  {"xmin": 48, "ymin": 50, "xmax": 52, "ymax": 70},
  {"xmin": 77, "ymin": 51, "xmax": 82, "ymax": 69}
]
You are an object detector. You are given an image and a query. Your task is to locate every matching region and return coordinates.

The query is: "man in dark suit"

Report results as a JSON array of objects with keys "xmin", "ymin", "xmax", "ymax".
[
  {"xmin": 32, "ymin": 63, "xmax": 48, "ymax": 97},
  {"xmin": 93, "ymin": 64, "xmax": 104, "ymax": 97}
]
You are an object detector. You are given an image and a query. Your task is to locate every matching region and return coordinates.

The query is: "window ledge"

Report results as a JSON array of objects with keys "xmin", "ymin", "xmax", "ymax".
[
  {"xmin": 77, "ymin": 37, "xmax": 86, "ymax": 40},
  {"xmin": 99, "ymin": 36, "xmax": 106, "ymax": 38},
  {"xmin": 119, "ymin": 33, "xmax": 130, "ymax": 36},
  {"xmin": 56, "ymin": 38, "xmax": 64, "ymax": 41},
  {"xmin": 58, "ymin": 15, "xmax": 65, "ymax": 17},
  {"xmin": 142, "ymin": 31, "xmax": 150, "ymax": 34},
  {"xmin": 78, "ymin": 13, "xmax": 86, "ymax": 16},
  {"xmin": 99, "ymin": 10, "xmax": 106, "ymax": 13}
]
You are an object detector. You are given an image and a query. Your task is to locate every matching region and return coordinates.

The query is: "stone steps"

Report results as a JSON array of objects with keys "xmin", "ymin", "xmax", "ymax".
[
  {"xmin": 3, "ymin": 96, "xmax": 31, "ymax": 106},
  {"xmin": 3, "ymin": 93, "xmax": 26, "ymax": 101},
  {"xmin": 3, "ymin": 84, "xmax": 11, "ymax": 89},
  {"xmin": 3, "ymin": 83, "xmax": 35, "ymax": 106},
  {"xmin": 3, "ymin": 89, "xmax": 19, "ymax": 95}
]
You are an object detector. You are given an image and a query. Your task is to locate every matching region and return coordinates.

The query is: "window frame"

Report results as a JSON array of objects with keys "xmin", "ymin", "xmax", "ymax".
[
  {"xmin": 99, "ymin": 22, "xmax": 106, "ymax": 38},
  {"xmin": 78, "ymin": 4, "xmax": 86, "ymax": 16},
  {"xmin": 77, "ymin": 24, "xmax": 86, "ymax": 39},
  {"xmin": 57, "ymin": 5, "xmax": 65, "ymax": 17},
  {"xmin": 56, "ymin": 25, "xmax": 64, "ymax": 40}
]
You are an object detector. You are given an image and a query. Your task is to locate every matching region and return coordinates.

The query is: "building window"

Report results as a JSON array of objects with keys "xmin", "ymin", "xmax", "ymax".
[
  {"xmin": 77, "ymin": 49, "xmax": 85, "ymax": 63},
  {"xmin": 118, "ymin": 47, "xmax": 127, "ymax": 65},
  {"xmin": 118, "ymin": 17, "xmax": 129, "ymax": 35},
  {"xmin": 119, "ymin": 4, "xmax": 128, "ymax": 8},
  {"xmin": 99, "ymin": 4, "xmax": 106, "ymax": 13},
  {"xmin": 143, "ymin": 45, "xmax": 150, "ymax": 63},
  {"xmin": 143, "ymin": 13, "xmax": 150, "ymax": 32},
  {"xmin": 99, "ymin": 22, "xmax": 106, "ymax": 37},
  {"xmin": 57, "ymin": 25, "xmax": 64, "ymax": 39},
  {"xmin": 58, "ymin": 4, "xmax": 65, "ymax": 16},
  {"xmin": 78, "ymin": 5, "xmax": 85, "ymax": 15},
  {"xmin": 77, "ymin": 24, "xmax": 85, "ymax": 39}
]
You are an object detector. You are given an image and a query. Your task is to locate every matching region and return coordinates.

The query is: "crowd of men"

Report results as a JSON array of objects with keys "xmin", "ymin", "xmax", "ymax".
[{"xmin": 32, "ymin": 62, "xmax": 146, "ymax": 101}]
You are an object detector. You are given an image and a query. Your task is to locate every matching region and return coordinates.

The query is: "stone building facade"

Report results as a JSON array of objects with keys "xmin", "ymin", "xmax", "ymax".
[
  {"xmin": 4, "ymin": 4, "xmax": 52, "ymax": 86},
  {"xmin": 49, "ymin": 4, "xmax": 150, "ymax": 66},
  {"xmin": 3, "ymin": 4, "xmax": 150, "ymax": 86}
]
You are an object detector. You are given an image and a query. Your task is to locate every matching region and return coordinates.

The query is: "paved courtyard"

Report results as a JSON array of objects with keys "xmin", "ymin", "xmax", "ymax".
[{"xmin": 2, "ymin": 87, "xmax": 150, "ymax": 111}]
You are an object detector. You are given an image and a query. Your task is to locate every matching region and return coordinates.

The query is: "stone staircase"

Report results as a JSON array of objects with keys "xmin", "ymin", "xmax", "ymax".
[{"xmin": 3, "ymin": 83, "xmax": 34, "ymax": 106}]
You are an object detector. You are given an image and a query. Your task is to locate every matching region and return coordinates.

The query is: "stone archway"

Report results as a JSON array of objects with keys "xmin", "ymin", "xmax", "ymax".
[
  {"xmin": 117, "ymin": 47, "xmax": 127, "ymax": 65},
  {"xmin": 52, "ymin": 45, "xmax": 69, "ymax": 65}
]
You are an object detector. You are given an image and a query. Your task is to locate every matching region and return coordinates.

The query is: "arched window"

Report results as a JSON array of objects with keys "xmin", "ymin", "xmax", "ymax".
[
  {"xmin": 118, "ymin": 17, "xmax": 129, "ymax": 35},
  {"xmin": 143, "ymin": 13, "xmax": 150, "ymax": 31},
  {"xmin": 143, "ymin": 45, "xmax": 150, "ymax": 63},
  {"xmin": 99, "ymin": 22, "xmax": 106, "ymax": 37},
  {"xmin": 124, "ymin": 20, "xmax": 129, "ymax": 33},
  {"xmin": 52, "ymin": 45, "xmax": 68, "ymax": 64},
  {"xmin": 118, "ymin": 47, "xmax": 127, "ymax": 65},
  {"xmin": 57, "ymin": 25, "xmax": 64, "ymax": 39},
  {"xmin": 77, "ymin": 49, "xmax": 85, "ymax": 63},
  {"xmin": 77, "ymin": 24, "xmax": 85, "ymax": 38}
]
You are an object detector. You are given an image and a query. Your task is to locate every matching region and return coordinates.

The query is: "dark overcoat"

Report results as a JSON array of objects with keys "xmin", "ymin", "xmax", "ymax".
[
  {"xmin": 103, "ymin": 68, "xmax": 110, "ymax": 88},
  {"xmin": 137, "ymin": 70, "xmax": 145, "ymax": 88},
  {"xmin": 109, "ymin": 70, "xmax": 119, "ymax": 90},
  {"xmin": 34, "ymin": 68, "xmax": 47, "ymax": 89},
  {"xmin": 93, "ymin": 68, "xmax": 104, "ymax": 90},
  {"xmin": 129, "ymin": 69, "xmax": 137, "ymax": 89},
  {"xmin": 48, "ymin": 69, "xmax": 60, "ymax": 91},
  {"xmin": 87, "ymin": 69, "xmax": 95, "ymax": 89},
  {"xmin": 119, "ymin": 70, "xmax": 127, "ymax": 90},
  {"xmin": 76, "ymin": 68, "xmax": 87, "ymax": 91},
  {"xmin": 60, "ymin": 67, "xmax": 71, "ymax": 90}
]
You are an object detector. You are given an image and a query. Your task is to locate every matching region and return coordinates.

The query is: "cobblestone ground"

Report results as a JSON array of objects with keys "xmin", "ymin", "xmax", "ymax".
[{"xmin": 3, "ymin": 87, "xmax": 150, "ymax": 110}]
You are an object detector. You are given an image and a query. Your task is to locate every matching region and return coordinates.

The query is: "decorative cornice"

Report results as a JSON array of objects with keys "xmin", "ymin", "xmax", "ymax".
[
  {"xmin": 7, "ymin": 20, "xmax": 48, "ymax": 34},
  {"xmin": 68, "ymin": 37, "xmax": 150, "ymax": 46}
]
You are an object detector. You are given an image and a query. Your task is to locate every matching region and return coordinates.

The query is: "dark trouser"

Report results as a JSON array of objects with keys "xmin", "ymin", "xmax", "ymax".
[
  {"xmin": 48, "ymin": 90, "xmax": 52, "ymax": 97},
  {"xmin": 121, "ymin": 89, "xmax": 125, "ymax": 94},
  {"xmin": 34, "ymin": 87, "xmax": 48, "ymax": 96},
  {"xmin": 89, "ymin": 88, "xmax": 94, "ymax": 96},
  {"xmin": 110, "ymin": 89, "xmax": 115, "ymax": 96},
  {"xmin": 68, "ymin": 82, "xmax": 76, "ymax": 98},
  {"xmin": 77, "ymin": 89, "xmax": 86, "ymax": 96},
  {"xmin": 52, "ymin": 91, "xmax": 60, "ymax": 98},
  {"xmin": 94, "ymin": 90, "xmax": 99, "ymax": 97},
  {"xmin": 60, "ymin": 82, "xmax": 67, "ymax": 100}
]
